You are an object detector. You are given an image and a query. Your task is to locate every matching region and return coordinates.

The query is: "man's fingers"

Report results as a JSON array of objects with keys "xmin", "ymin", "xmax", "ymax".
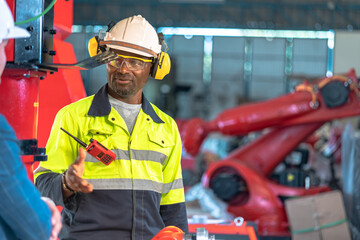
[
  {"xmin": 41, "ymin": 197, "xmax": 62, "ymax": 239},
  {"xmin": 65, "ymin": 147, "xmax": 93, "ymax": 193},
  {"xmin": 78, "ymin": 181, "xmax": 93, "ymax": 193},
  {"xmin": 74, "ymin": 181, "xmax": 93, "ymax": 193},
  {"xmin": 66, "ymin": 172, "xmax": 93, "ymax": 193},
  {"xmin": 50, "ymin": 208, "xmax": 62, "ymax": 239},
  {"xmin": 70, "ymin": 147, "xmax": 86, "ymax": 177},
  {"xmin": 74, "ymin": 147, "xmax": 87, "ymax": 165}
]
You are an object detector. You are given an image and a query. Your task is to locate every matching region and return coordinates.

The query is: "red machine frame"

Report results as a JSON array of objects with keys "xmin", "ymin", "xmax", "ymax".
[
  {"xmin": 0, "ymin": 0, "xmax": 86, "ymax": 181},
  {"xmin": 152, "ymin": 219, "xmax": 258, "ymax": 240}
]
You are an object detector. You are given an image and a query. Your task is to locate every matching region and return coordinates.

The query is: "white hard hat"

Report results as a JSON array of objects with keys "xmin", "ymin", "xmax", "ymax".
[
  {"xmin": 0, "ymin": 0, "xmax": 30, "ymax": 42},
  {"xmin": 101, "ymin": 15, "xmax": 161, "ymax": 58}
]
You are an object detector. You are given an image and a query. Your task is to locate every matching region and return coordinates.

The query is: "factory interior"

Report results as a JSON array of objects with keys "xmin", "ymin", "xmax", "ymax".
[{"xmin": 1, "ymin": 0, "xmax": 360, "ymax": 239}]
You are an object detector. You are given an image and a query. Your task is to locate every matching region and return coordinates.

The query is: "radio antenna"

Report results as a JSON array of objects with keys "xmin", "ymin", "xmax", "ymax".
[{"xmin": 60, "ymin": 128, "xmax": 87, "ymax": 148}]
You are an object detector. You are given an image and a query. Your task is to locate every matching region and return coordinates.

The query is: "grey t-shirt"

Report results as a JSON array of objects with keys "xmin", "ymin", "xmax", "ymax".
[{"xmin": 108, "ymin": 94, "xmax": 141, "ymax": 135}]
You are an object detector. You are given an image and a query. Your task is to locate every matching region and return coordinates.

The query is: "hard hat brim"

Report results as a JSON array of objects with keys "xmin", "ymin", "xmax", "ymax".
[
  {"xmin": 109, "ymin": 45, "xmax": 154, "ymax": 58},
  {"xmin": 100, "ymin": 40, "xmax": 158, "ymax": 58}
]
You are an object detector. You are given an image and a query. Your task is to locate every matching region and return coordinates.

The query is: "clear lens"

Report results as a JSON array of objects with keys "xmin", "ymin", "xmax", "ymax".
[
  {"xmin": 127, "ymin": 58, "xmax": 145, "ymax": 70},
  {"xmin": 109, "ymin": 55, "xmax": 151, "ymax": 71}
]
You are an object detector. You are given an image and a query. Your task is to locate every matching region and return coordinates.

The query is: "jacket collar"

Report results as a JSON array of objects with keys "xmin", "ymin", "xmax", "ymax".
[{"xmin": 88, "ymin": 84, "xmax": 164, "ymax": 124}]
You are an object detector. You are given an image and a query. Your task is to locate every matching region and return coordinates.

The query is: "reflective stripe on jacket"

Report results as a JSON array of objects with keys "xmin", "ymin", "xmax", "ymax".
[{"xmin": 34, "ymin": 84, "xmax": 188, "ymax": 240}]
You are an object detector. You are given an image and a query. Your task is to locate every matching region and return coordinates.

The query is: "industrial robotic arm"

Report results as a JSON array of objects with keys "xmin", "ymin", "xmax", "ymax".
[{"xmin": 180, "ymin": 69, "xmax": 359, "ymax": 236}]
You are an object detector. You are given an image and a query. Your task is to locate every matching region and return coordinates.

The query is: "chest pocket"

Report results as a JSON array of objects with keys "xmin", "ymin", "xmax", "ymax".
[
  {"xmin": 82, "ymin": 128, "xmax": 119, "ymax": 178},
  {"xmin": 84, "ymin": 128, "xmax": 113, "ymax": 143},
  {"xmin": 145, "ymin": 131, "xmax": 174, "ymax": 181}
]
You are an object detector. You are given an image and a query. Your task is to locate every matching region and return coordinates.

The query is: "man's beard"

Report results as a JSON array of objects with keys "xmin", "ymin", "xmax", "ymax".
[{"xmin": 110, "ymin": 79, "xmax": 136, "ymax": 98}]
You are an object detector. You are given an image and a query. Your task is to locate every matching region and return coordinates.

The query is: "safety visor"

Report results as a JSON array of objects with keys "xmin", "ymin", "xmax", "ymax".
[{"xmin": 99, "ymin": 40, "xmax": 158, "ymax": 58}]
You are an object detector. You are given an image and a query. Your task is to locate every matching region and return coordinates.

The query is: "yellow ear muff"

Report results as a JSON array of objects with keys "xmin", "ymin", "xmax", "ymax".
[
  {"xmin": 88, "ymin": 36, "xmax": 100, "ymax": 57},
  {"xmin": 152, "ymin": 52, "xmax": 171, "ymax": 80}
]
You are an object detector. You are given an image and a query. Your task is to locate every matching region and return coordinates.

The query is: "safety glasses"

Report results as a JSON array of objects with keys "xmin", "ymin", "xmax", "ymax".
[{"xmin": 109, "ymin": 54, "xmax": 153, "ymax": 71}]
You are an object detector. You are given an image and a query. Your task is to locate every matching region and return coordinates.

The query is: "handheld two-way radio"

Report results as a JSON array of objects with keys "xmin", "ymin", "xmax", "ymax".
[{"xmin": 60, "ymin": 128, "xmax": 116, "ymax": 165}]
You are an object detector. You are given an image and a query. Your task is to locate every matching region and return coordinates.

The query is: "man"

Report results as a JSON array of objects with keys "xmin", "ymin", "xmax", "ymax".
[
  {"xmin": 0, "ymin": 0, "xmax": 62, "ymax": 239},
  {"xmin": 34, "ymin": 15, "xmax": 188, "ymax": 240}
]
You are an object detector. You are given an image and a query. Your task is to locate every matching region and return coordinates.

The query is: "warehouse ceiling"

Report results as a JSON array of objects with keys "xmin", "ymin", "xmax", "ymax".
[{"xmin": 73, "ymin": 0, "xmax": 360, "ymax": 30}]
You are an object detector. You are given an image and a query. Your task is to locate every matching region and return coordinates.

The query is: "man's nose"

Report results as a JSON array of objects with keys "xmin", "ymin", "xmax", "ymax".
[{"xmin": 118, "ymin": 59, "xmax": 130, "ymax": 72}]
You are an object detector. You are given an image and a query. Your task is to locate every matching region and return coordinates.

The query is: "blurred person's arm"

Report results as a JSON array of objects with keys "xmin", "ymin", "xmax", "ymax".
[
  {"xmin": 0, "ymin": 115, "xmax": 52, "ymax": 240},
  {"xmin": 41, "ymin": 197, "xmax": 62, "ymax": 240}
]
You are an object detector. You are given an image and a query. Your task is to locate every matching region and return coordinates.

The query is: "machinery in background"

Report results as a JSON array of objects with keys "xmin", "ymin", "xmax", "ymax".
[
  {"xmin": 152, "ymin": 226, "xmax": 215, "ymax": 240},
  {"xmin": 180, "ymin": 69, "xmax": 360, "ymax": 237},
  {"xmin": 152, "ymin": 217, "xmax": 258, "ymax": 240},
  {"xmin": 270, "ymin": 122, "xmax": 344, "ymax": 190},
  {"xmin": 0, "ymin": 0, "xmax": 86, "ymax": 180}
]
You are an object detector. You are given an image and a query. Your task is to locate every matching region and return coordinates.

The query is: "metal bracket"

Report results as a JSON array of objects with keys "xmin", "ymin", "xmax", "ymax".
[
  {"xmin": 18, "ymin": 139, "xmax": 47, "ymax": 162},
  {"xmin": 14, "ymin": 0, "xmax": 54, "ymax": 64}
]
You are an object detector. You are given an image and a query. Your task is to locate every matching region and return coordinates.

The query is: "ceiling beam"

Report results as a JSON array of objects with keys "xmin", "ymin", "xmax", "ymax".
[{"xmin": 73, "ymin": 1, "xmax": 360, "ymax": 30}]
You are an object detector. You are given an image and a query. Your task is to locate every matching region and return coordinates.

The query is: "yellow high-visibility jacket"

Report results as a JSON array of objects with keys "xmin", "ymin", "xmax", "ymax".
[{"xmin": 34, "ymin": 84, "xmax": 188, "ymax": 240}]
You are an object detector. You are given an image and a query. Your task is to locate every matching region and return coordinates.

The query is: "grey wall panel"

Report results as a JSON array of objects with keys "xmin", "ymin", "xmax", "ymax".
[
  {"xmin": 171, "ymin": 36, "xmax": 204, "ymax": 88},
  {"xmin": 89, "ymin": 65, "xmax": 107, "ymax": 95},
  {"xmin": 210, "ymin": 37, "xmax": 245, "ymax": 118},
  {"xmin": 250, "ymin": 79, "xmax": 284, "ymax": 100},
  {"xmin": 252, "ymin": 38, "xmax": 285, "ymax": 78},
  {"xmin": 172, "ymin": 35, "xmax": 204, "ymax": 53},
  {"xmin": 252, "ymin": 58, "xmax": 285, "ymax": 77},
  {"xmin": 175, "ymin": 56, "xmax": 204, "ymax": 81},
  {"xmin": 253, "ymin": 38, "xmax": 286, "ymax": 55},
  {"xmin": 293, "ymin": 39, "xmax": 328, "ymax": 57},
  {"xmin": 292, "ymin": 61, "xmax": 327, "ymax": 76},
  {"xmin": 213, "ymin": 37, "xmax": 245, "ymax": 55},
  {"xmin": 292, "ymin": 39, "xmax": 328, "ymax": 77},
  {"xmin": 176, "ymin": 94, "xmax": 195, "ymax": 119},
  {"xmin": 334, "ymin": 31, "xmax": 360, "ymax": 75},
  {"xmin": 250, "ymin": 38, "xmax": 286, "ymax": 100},
  {"xmin": 212, "ymin": 58, "xmax": 243, "ymax": 80},
  {"xmin": 66, "ymin": 33, "xmax": 88, "ymax": 56},
  {"xmin": 208, "ymin": 79, "xmax": 244, "ymax": 119},
  {"xmin": 171, "ymin": 36, "xmax": 205, "ymax": 118}
]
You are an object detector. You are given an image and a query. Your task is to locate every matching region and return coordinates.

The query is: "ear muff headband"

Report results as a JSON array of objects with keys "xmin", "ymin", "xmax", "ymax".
[{"xmin": 151, "ymin": 52, "xmax": 171, "ymax": 80}]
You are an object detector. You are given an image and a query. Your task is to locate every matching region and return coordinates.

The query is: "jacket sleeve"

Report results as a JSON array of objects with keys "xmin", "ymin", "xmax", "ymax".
[
  {"xmin": 0, "ymin": 115, "xmax": 52, "ymax": 240},
  {"xmin": 160, "ymin": 119, "xmax": 189, "ymax": 232},
  {"xmin": 34, "ymin": 107, "xmax": 80, "ymax": 206}
]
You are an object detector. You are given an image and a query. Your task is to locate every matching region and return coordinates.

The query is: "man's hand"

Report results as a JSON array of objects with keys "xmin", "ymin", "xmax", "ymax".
[
  {"xmin": 41, "ymin": 197, "xmax": 62, "ymax": 240},
  {"xmin": 63, "ymin": 148, "xmax": 93, "ymax": 194}
]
